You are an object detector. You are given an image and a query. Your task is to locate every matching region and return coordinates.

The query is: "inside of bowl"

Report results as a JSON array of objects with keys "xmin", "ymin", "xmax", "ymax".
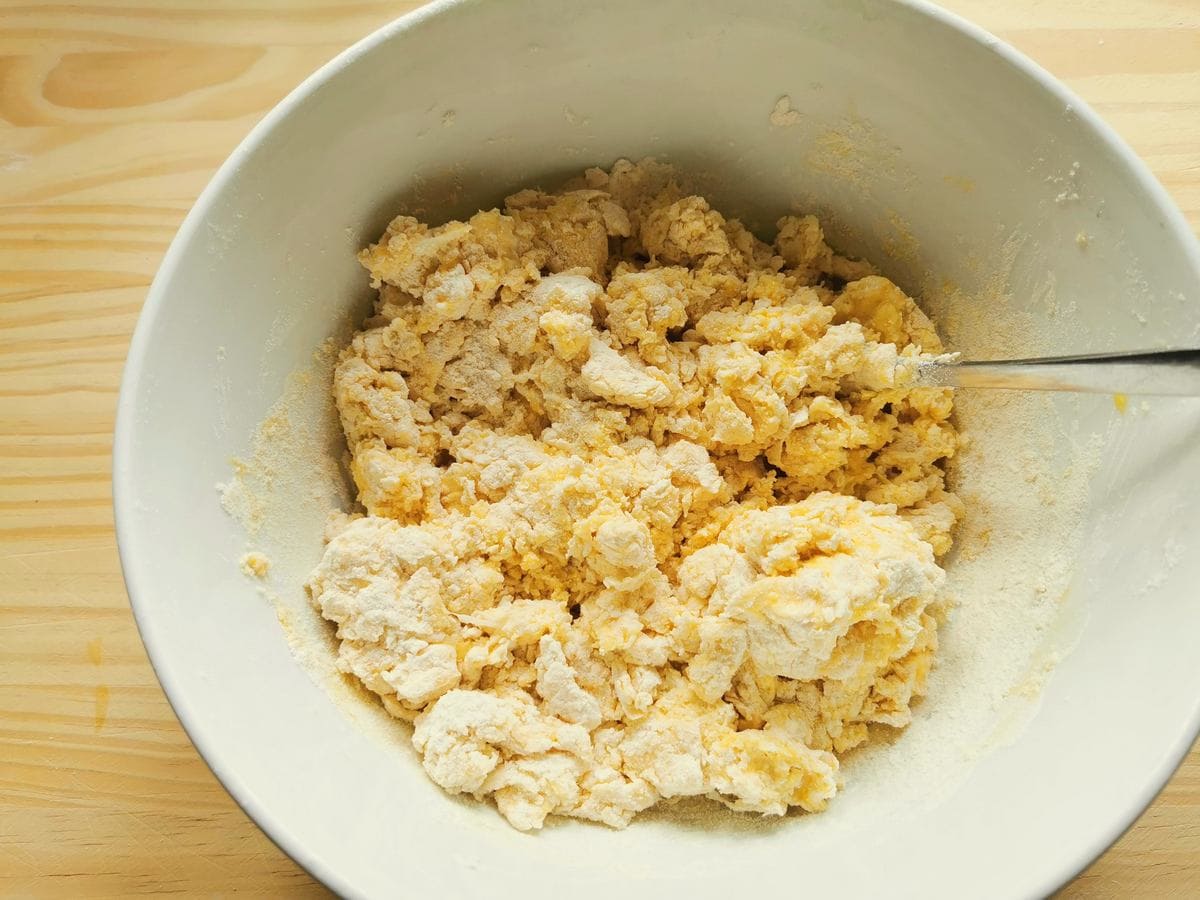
[{"xmin": 117, "ymin": 0, "xmax": 1200, "ymax": 897}]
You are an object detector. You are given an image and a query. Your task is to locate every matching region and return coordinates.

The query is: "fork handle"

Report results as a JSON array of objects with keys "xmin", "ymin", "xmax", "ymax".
[{"xmin": 914, "ymin": 349, "xmax": 1200, "ymax": 396}]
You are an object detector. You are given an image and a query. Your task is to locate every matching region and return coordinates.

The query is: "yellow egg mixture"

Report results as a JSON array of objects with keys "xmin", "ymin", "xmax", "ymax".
[{"xmin": 306, "ymin": 159, "xmax": 962, "ymax": 831}]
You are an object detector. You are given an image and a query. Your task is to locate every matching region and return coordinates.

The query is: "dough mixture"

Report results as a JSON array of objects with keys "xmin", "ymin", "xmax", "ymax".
[{"xmin": 307, "ymin": 159, "xmax": 961, "ymax": 830}]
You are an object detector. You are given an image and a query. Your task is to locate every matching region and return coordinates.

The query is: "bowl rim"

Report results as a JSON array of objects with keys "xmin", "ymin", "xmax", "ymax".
[{"xmin": 113, "ymin": 1, "xmax": 1200, "ymax": 897}]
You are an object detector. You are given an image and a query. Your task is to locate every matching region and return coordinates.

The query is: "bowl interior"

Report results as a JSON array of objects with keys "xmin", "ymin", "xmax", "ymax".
[{"xmin": 115, "ymin": 1, "xmax": 1200, "ymax": 897}]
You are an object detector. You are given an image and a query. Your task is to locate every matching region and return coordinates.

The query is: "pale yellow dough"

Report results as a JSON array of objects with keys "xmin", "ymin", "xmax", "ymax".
[{"xmin": 306, "ymin": 159, "xmax": 962, "ymax": 831}]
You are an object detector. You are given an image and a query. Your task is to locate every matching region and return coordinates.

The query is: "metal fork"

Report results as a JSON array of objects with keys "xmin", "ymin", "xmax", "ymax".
[{"xmin": 912, "ymin": 349, "xmax": 1200, "ymax": 396}]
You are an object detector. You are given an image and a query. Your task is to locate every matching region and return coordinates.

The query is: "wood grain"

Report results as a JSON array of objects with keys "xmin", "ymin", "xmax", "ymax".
[{"xmin": 0, "ymin": 1, "xmax": 1196, "ymax": 896}]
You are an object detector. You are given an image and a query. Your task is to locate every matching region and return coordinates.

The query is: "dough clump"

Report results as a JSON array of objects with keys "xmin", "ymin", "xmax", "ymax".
[{"xmin": 307, "ymin": 159, "xmax": 961, "ymax": 830}]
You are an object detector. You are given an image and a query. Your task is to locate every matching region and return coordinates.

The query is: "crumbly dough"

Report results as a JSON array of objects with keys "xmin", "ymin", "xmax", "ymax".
[
  {"xmin": 240, "ymin": 551, "xmax": 270, "ymax": 578},
  {"xmin": 306, "ymin": 159, "xmax": 962, "ymax": 831}
]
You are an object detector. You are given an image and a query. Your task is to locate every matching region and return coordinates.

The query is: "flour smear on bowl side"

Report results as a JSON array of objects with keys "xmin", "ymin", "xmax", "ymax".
[{"xmin": 303, "ymin": 160, "xmax": 963, "ymax": 830}]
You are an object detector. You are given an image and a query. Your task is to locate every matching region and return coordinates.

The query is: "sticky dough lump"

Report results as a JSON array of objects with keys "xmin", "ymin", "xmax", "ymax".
[{"xmin": 307, "ymin": 159, "xmax": 962, "ymax": 831}]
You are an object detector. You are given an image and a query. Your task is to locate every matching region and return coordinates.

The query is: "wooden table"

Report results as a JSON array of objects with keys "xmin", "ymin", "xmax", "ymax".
[{"xmin": 1, "ymin": 1, "xmax": 1196, "ymax": 895}]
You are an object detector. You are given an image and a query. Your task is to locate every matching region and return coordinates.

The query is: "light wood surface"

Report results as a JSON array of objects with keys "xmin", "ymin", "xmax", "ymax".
[{"xmin": 1, "ymin": 1, "xmax": 1197, "ymax": 896}]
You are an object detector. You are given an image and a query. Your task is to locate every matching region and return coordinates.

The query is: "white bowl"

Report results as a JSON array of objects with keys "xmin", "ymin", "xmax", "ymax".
[{"xmin": 114, "ymin": 0, "xmax": 1200, "ymax": 897}]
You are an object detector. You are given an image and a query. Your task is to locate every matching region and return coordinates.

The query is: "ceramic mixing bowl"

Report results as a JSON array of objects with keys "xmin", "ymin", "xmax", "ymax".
[{"xmin": 114, "ymin": 1, "xmax": 1200, "ymax": 896}]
